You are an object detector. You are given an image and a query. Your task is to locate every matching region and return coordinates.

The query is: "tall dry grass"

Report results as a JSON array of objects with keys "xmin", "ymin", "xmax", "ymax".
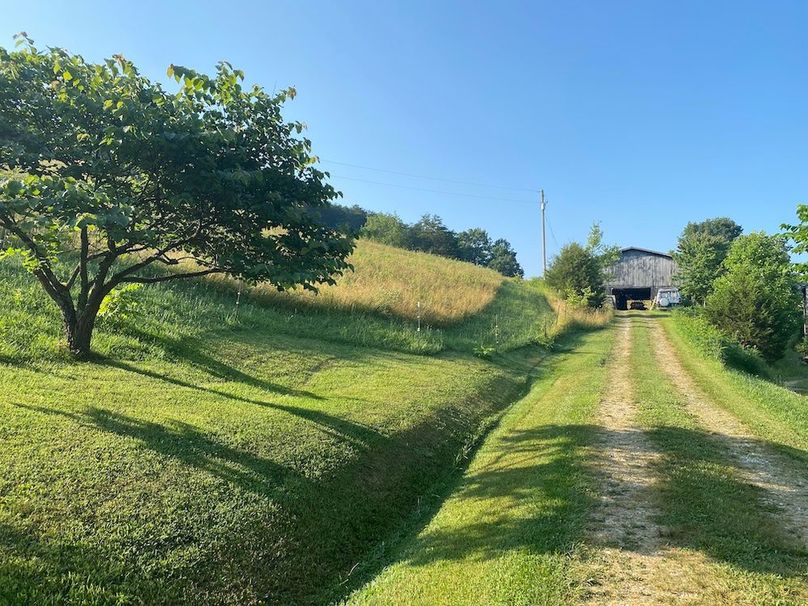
[
  {"xmin": 541, "ymin": 287, "xmax": 613, "ymax": 340},
  {"xmin": 210, "ymin": 240, "xmax": 504, "ymax": 325}
]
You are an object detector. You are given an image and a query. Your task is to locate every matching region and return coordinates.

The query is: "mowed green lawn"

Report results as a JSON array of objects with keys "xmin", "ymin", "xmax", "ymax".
[
  {"xmin": 630, "ymin": 317, "xmax": 808, "ymax": 604},
  {"xmin": 0, "ymin": 256, "xmax": 554, "ymax": 605},
  {"xmin": 663, "ymin": 314, "xmax": 808, "ymax": 459},
  {"xmin": 343, "ymin": 326, "xmax": 614, "ymax": 606}
]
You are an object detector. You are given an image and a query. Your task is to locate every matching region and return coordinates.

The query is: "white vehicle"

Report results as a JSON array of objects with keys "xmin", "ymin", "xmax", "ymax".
[{"xmin": 653, "ymin": 287, "xmax": 681, "ymax": 308}]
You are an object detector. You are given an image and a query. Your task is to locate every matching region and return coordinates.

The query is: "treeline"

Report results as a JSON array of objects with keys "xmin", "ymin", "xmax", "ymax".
[{"xmin": 322, "ymin": 205, "xmax": 524, "ymax": 277}]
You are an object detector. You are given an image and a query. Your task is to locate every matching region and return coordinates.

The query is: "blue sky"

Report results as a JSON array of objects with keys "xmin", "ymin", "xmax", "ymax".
[{"xmin": 3, "ymin": 1, "xmax": 806, "ymax": 276}]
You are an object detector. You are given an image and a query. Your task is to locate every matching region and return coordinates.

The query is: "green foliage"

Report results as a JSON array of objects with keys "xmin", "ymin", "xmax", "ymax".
[
  {"xmin": 487, "ymin": 238, "xmax": 523, "ymax": 278},
  {"xmin": 670, "ymin": 308, "xmax": 770, "ymax": 376},
  {"xmin": 360, "ymin": 211, "xmax": 523, "ymax": 277},
  {"xmin": 586, "ymin": 221, "xmax": 620, "ymax": 270},
  {"xmin": 704, "ymin": 232, "xmax": 800, "ymax": 362},
  {"xmin": 457, "ymin": 227, "xmax": 493, "ymax": 266},
  {"xmin": 782, "ymin": 204, "xmax": 808, "ymax": 278},
  {"xmin": 545, "ymin": 223, "xmax": 618, "ymax": 309},
  {"xmin": 674, "ymin": 217, "xmax": 743, "ymax": 305},
  {"xmin": 545, "ymin": 243, "xmax": 603, "ymax": 307},
  {"xmin": 314, "ymin": 204, "xmax": 368, "ymax": 235},
  {"xmin": 98, "ymin": 283, "xmax": 143, "ymax": 322},
  {"xmin": 472, "ymin": 343, "xmax": 496, "ymax": 359},
  {"xmin": 0, "ymin": 37, "xmax": 353, "ymax": 356},
  {"xmin": 361, "ymin": 212, "xmax": 411, "ymax": 248},
  {"xmin": 544, "ymin": 223, "xmax": 616, "ymax": 308},
  {"xmin": 408, "ymin": 214, "xmax": 460, "ymax": 258}
]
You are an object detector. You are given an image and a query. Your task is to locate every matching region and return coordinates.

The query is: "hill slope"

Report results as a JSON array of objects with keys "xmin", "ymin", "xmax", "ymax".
[{"xmin": 0, "ymin": 242, "xmax": 555, "ymax": 605}]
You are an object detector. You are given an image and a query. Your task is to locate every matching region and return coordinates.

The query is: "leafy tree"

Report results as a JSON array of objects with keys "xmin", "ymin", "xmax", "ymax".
[
  {"xmin": 314, "ymin": 204, "xmax": 367, "ymax": 235},
  {"xmin": 782, "ymin": 204, "xmax": 808, "ymax": 277},
  {"xmin": 360, "ymin": 212, "xmax": 410, "ymax": 247},
  {"xmin": 0, "ymin": 37, "xmax": 353, "ymax": 358},
  {"xmin": 674, "ymin": 217, "xmax": 742, "ymax": 305},
  {"xmin": 408, "ymin": 214, "xmax": 459, "ymax": 258},
  {"xmin": 544, "ymin": 243, "xmax": 603, "ymax": 307},
  {"xmin": 457, "ymin": 227, "xmax": 493, "ymax": 265},
  {"xmin": 545, "ymin": 224, "xmax": 615, "ymax": 307},
  {"xmin": 705, "ymin": 232, "xmax": 800, "ymax": 361},
  {"xmin": 586, "ymin": 221, "xmax": 620, "ymax": 278},
  {"xmin": 488, "ymin": 238, "xmax": 523, "ymax": 278}
]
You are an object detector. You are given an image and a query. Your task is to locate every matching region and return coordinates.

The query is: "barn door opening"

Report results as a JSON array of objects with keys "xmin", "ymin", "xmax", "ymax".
[{"xmin": 612, "ymin": 288, "xmax": 651, "ymax": 310}]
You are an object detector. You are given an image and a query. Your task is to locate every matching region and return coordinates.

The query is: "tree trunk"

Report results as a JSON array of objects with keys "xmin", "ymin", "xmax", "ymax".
[{"xmin": 63, "ymin": 305, "xmax": 99, "ymax": 360}]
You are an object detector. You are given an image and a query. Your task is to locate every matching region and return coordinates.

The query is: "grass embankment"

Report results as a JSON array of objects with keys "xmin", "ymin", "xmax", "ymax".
[
  {"xmin": 0, "ymin": 240, "xmax": 548, "ymax": 361},
  {"xmin": 630, "ymin": 316, "xmax": 808, "ymax": 603},
  {"xmin": 0, "ymin": 244, "xmax": 555, "ymax": 605},
  {"xmin": 663, "ymin": 312, "xmax": 808, "ymax": 460},
  {"xmin": 344, "ymin": 325, "xmax": 614, "ymax": 606},
  {"xmin": 238, "ymin": 240, "xmax": 503, "ymax": 325}
]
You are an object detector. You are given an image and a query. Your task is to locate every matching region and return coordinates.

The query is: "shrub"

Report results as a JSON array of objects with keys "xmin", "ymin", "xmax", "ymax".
[
  {"xmin": 671, "ymin": 308, "xmax": 770, "ymax": 376},
  {"xmin": 705, "ymin": 232, "xmax": 800, "ymax": 362},
  {"xmin": 544, "ymin": 243, "xmax": 604, "ymax": 307}
]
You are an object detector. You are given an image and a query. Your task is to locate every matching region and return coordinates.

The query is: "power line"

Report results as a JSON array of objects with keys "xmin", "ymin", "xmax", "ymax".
[
  {"xmin": 547, "ymin": 215, "xmax": 560, "ymax": 248},
  {"xmin": 330, "ymin": 174, "xmax": 536, "ymax": 205},
  {"xmin": 320, "ymin": 158, "xmax": 536, "ymax": 193}
]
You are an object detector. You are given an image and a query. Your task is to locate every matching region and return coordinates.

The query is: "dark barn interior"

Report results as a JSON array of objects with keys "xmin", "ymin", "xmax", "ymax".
[{"xmin": 611, "ymin": 287, "xmax": 652, "ymax": 310}]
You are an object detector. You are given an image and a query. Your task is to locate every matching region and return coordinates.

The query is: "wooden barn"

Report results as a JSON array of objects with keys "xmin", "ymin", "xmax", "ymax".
[{"xmin": 605, "ymin": 247, "xmax": 678, "ymax": 309}]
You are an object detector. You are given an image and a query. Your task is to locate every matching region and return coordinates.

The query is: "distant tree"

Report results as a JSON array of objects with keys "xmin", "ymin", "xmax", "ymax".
[
  {"xmin": 586, "ymin": 221, "xmax": 620, "ymax": 280},
  {"xmin": 488, "ymin": 238, "xmax": 523, "ymax": 278},
  {"xmin": 408, "ymin": 214, "xmax": 459, "ymax": 258},
  {"xmin": 0, "ymin": 37, "xmax": 353, "ymax": 358},
  {"xmin": 705, "ymin": 232, "xmax": 800, "ymax": 361},
  {"xmin": 457, "ymin": 228, "xmax": 493, "ymax": 265},
  {"xmin": 674, "ymin": 217, "xmax": 743, "ymax": 305},
  {"xmin": 545, "ymin": 243, "xmax": 603, "ymax": 307},
  {"xmin": 314, "ymin": 204, "xmax": 367, "ymax": 235},
  {"xmin": 545, "ymin": 224, "xmax": 616, "ymax": 307},
  {"xmin": 360, "ymin": 212, "xmax": 410, "ymax": 247}
]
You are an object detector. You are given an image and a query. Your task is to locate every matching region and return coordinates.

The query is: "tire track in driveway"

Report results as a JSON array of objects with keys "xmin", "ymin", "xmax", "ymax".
[
  {"xmin": 651, "ymin": 320, "xmax": 808, "ymax": 549},
  {"xmin": 583, "ymin": 316, "xmax": 710, "ymax": 606}
]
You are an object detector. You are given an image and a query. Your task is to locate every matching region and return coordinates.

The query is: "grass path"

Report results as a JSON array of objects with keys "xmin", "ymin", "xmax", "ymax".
[
  {"xmin": 627, "ymin": 315, "xmax": 808, "ymax": 604},
  {"xmin": 347, "ymin": 314, "xmax": 808, "ymax": 605},
  {"xmin": 581, "ymin": 318, "xmax": 706, "ymax": 605},
  {"xmin": 344, "ymin": 327, "xmax": 615, "ymax": 606},
  {"xmin": 651, "ymin": 320, "xmax": 808, "ymax": 547}
]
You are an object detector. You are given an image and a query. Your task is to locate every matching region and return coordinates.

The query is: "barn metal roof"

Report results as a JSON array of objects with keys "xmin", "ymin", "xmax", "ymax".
[{"xmin": 620, "ymin": 246, "xmax": 673, "ymax": 259}]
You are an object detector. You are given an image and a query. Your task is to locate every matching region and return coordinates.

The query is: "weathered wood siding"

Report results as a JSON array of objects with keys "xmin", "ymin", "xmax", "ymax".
[{"xmin": 605, "ymin": 249, "xmax": 677, "ymax": 291}]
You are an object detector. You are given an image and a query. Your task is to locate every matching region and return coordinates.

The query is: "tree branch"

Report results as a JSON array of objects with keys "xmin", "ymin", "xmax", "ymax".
[
  {"xmin": 77, "ymin": 226, "xmax": 90, "ymax": 312},
  {"xmin": 119, "ymin": 268, "xmax": 222, "ymax": 284}
]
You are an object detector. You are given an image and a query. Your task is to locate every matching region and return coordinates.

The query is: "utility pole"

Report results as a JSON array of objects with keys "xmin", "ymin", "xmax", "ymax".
[{"xmin": 540, "ymin": 189, "xmax": 547, "ymax": 275}]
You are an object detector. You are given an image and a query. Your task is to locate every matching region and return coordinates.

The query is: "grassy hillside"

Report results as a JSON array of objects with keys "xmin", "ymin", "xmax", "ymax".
[
  {"xmin": 0, "ymin": 240, "xmax": 548, "ymax": 362},
  {"xmin": 239, "ymin": 240, "xmax": 504, "ymax": 325},
  {"xmin": 0, "ymin": 243, "xmax": 557, "ymax": 605}
]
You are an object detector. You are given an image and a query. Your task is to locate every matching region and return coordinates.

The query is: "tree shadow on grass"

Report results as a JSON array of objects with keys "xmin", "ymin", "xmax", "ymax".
[
  {"xmin": 99, "ymin": 328, "xmax": 325, "ymax": 400},
  {"xmin": 394, "ymin": 422, "xmax": 808, "ymax": 583},
  {"xmin": 0, "ymin": 519, "xmax": 170, "ymax": 606}
]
